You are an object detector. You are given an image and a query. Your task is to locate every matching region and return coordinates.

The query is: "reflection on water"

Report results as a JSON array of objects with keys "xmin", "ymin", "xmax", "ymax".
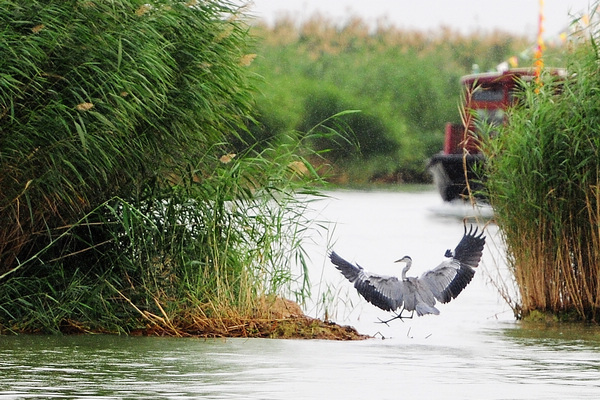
[
  {"xmin": 2, "ymin": 188, "xmax": 600, "ymax": 399},
  {"xmin": 504, "ymin": 321, "xmax": 600, "ymax": 345},
  {"xmin": 495, "ymin": 323, "xmax": 600, "ymax": 394},
  {"xmin": 2, "ymin": 329, "xmax": 600, "ymax": 400}
]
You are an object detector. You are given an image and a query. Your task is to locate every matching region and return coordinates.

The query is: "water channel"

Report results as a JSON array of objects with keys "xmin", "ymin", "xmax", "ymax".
[{"xmin": 2, "ymin": 188, "xmax": 600, "ymax": 399}]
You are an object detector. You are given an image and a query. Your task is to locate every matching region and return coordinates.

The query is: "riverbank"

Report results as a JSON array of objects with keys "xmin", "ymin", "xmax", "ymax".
[
  {"xmin": 45, "ymin": 297, "xmax": 369, "ymax": 340},
  {"xmin": 129, "ymin": 316, "xmax": 369, "ymax": 340}
]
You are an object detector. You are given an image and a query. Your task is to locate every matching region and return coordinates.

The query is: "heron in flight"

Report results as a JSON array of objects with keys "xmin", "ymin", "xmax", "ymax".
[{"xmin": 329, "ymin": 225, "xmax": 485, "ymax": 323}]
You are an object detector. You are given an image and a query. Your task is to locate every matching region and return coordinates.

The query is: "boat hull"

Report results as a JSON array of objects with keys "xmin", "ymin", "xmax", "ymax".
[{"xmin": 427, "ymin": 153, "xmax": 485, "ymax": 202}]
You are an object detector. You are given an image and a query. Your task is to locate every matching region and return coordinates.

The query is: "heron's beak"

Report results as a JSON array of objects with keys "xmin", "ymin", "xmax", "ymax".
[{"xmin": 394, "ymin": 257, "xmax": 405, "ymax": 263}]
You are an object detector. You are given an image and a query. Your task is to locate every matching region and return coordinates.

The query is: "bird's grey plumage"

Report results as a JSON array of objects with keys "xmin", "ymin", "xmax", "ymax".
[{"xmin": 329, "ymin": 224, "xmax": 485, "ymax": 318}]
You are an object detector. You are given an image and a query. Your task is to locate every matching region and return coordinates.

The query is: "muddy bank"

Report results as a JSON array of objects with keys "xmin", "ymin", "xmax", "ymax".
[
  {"xmin": 130, "ymin": 316, "xmax": 369, "ymax": 340},
  {"xmin": 133, "ymin": 297, "xmax": 369, "ymax": 340},
  {"xmin": 53, "ymin": 297, "xmax": 369, "ymax": 340}
]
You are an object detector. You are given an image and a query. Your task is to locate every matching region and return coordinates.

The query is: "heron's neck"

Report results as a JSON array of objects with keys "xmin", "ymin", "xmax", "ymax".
[{"xmin": 401, "ymin": 261, "xmax": 411, "ymax": 280}]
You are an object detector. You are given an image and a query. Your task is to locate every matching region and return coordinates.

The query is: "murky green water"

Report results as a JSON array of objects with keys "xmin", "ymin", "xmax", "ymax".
[{"xmin": 2, "ymin": 188, "xmax": 600, "ymax": 399}]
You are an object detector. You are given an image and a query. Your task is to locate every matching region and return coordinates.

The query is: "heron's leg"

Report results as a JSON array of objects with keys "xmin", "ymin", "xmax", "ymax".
[
  {"xmin": 376, "ymin": 314, "xmax": 401, "ymax": 326},
  {"xmin": 376, "ymin": 308, "xmax": 414, "ymax": 325}
]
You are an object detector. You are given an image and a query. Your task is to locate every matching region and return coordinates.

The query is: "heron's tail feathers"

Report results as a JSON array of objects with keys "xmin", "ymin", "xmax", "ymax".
[{"xmin": 416, "ymin": 303, "xmax": 440, "ymax": 316}]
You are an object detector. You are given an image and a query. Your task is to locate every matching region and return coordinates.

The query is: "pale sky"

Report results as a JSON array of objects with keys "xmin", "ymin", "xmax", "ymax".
[{"xmin": 243, "ymin": 0, "xmax": 594, "ymax": 39}]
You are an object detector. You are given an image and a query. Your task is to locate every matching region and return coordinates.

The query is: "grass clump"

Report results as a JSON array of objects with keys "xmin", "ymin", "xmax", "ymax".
[
  {"xmin": 485, "ymin": 8, "xmax": 600, "ymax": 322},
  {"xmin": 0, "ymin": 0, "xmax": 326, "ymax": 335}
]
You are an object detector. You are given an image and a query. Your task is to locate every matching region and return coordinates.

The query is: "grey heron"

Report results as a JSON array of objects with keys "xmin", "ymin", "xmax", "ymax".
[{"xmin": 329, "ymin": 225, "xmax": 485, "ymax": 323}]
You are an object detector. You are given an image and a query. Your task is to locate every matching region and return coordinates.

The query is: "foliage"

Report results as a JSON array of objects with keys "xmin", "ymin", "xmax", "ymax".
[
  {"xmin": 0, "ymin": 0, "xmax": 323, "ymax": 333},
  {"xmin": 485, "ymin": 24, "xmax": 600, "ymax": 321},
  {"xmin": 249, "ymin": 17, "xmax": 538, "ymax": 183}
]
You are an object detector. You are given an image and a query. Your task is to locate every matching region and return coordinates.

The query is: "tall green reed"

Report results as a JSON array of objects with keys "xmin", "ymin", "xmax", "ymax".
[
  {"xmin": 0, "ymin": 0, "xmax": 327, "ymax": 333},
  {"xmin": 485, "ymin": 17, "xmax": 600, "ymax": 321}
]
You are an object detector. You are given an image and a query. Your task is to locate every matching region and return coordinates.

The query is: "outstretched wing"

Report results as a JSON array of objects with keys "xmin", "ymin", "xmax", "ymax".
[
  {"xmin": 453, "ymin": 224, "xmax": 486, "ymax": 268},
  {"xmin": 419, "ymin": 263, "xmax": 462, "ymax": 304},
  {"xmin": 420, "ymin": 225, "xmax": 486, "ymax": 304},
  {"xmin": 329, "ymin": 251, "xmax": 404, "ymax": 311}
]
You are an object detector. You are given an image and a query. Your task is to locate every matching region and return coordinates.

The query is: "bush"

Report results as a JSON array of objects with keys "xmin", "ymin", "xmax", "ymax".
[{"xmin": 296, "ymin": 91, "xmax": 398, "ymax": 160}]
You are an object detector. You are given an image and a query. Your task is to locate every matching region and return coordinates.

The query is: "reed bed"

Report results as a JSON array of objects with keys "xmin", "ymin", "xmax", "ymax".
[
  {"xmin": 0, "ymin": 0, "xmax": 326, "ymax": 334},
  {"xmin": 485, "ymin": 18, "xmax": 600, "ymax": 321}
]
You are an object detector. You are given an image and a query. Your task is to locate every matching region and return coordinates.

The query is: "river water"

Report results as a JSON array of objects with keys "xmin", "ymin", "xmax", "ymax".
[{"xmin": 2, "ymin": 188, "xmax": 600, "ymax": 399}]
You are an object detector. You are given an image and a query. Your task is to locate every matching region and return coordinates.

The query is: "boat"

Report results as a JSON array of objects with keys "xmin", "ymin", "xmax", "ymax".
[{"xmin": 427, "ymin": 68, "xmax": 565, "ymax": 202}]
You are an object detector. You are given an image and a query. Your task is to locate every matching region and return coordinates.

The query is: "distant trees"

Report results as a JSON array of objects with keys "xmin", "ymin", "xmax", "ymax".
[{"xmin": 249, "ymin": 17, "xmax": 534, "ymax": 183}]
